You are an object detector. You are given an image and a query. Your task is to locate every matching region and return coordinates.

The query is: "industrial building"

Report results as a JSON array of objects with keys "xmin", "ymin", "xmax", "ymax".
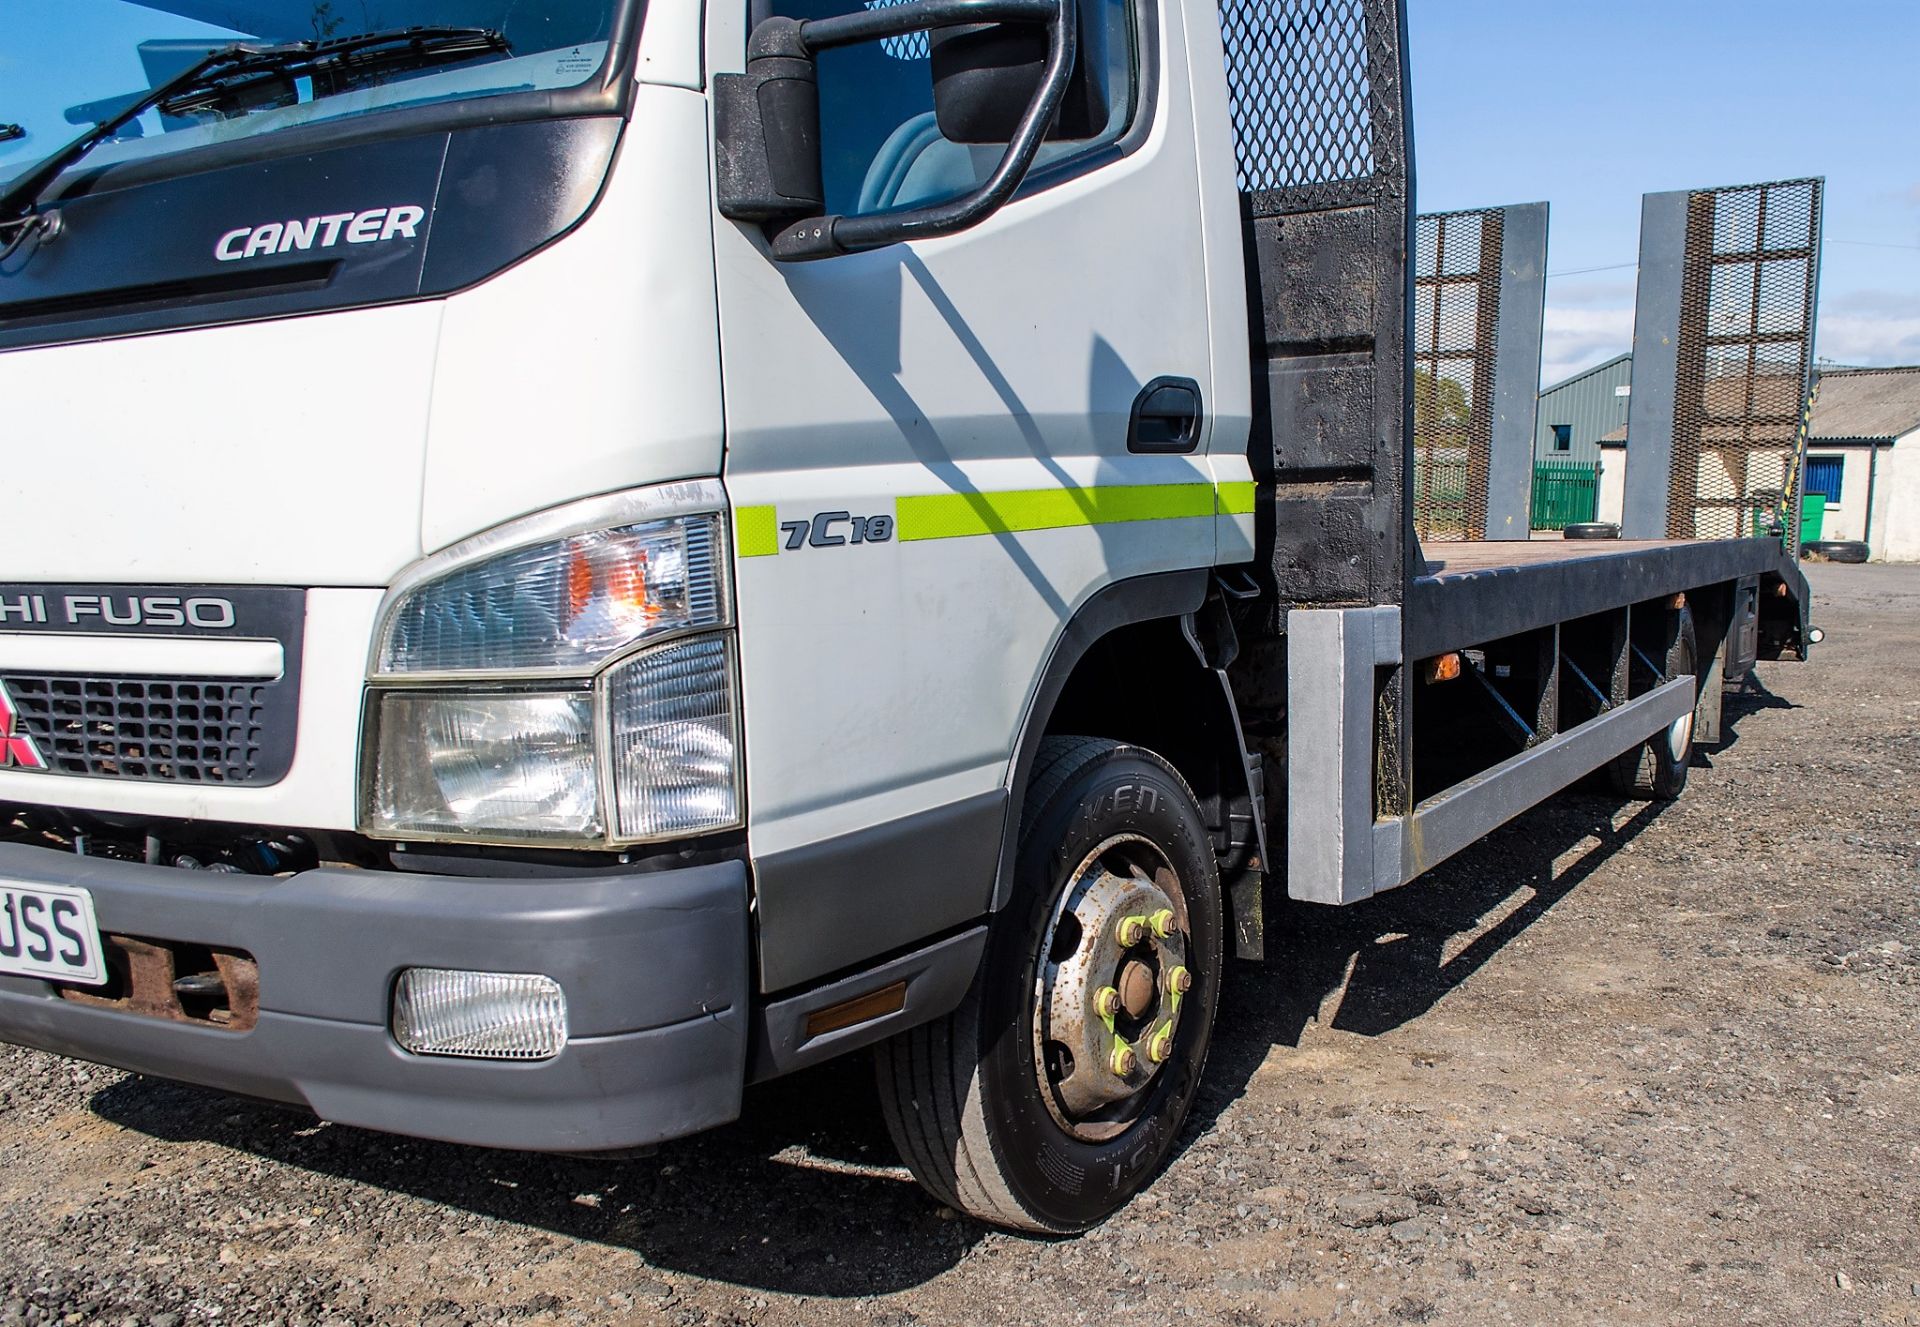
[
  {"xmin": 1793, "ymin": 366, "xmax": 1920, "ymax": 560},
  {"xmin": 1596, "ymin": 363, "xmax": 1920, "ymax": 561},
  {"xmin": 1534, "ymin": 352, "xmax": 1632, "ymax": 465}
]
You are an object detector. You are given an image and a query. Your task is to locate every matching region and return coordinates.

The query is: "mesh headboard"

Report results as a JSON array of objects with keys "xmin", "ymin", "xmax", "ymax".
[{"xmin": 1226, "ymin": 0, "xmax": 1415, "ymax": 617}]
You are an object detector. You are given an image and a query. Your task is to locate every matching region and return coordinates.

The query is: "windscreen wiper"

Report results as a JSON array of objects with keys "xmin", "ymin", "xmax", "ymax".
[
  {"xmin": 0, "ymin": 27, "xmax": 507, "ymax": 252},
  {"xmin": 156, "ymin": 27, "xmax": 513, "ymax": 119},
  {"xmin": 0, "ymin": 40, "xmax": 302, "ymax": 245}
]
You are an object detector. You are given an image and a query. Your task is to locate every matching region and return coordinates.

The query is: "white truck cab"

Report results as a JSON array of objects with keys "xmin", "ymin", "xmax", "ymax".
[{"xmin": 0, "ymin": 0, "xmax": 1812, "ymax": 1232}]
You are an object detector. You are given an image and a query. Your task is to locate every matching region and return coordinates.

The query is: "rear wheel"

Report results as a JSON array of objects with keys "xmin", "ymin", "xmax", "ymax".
[
  {"xmin": 875, "ymin": 737, "xmax": 1223, "ymax": 1232},
  {"xmin": 1609, "ymin": 606, "xmax": 1698, "ymax": 800}
]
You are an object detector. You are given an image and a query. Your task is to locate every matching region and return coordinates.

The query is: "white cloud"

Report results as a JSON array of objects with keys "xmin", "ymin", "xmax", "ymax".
[
  {"xmin": 1540, "ymin": 302, "xmax": 1635, "ymax": 387},
  {"xmin": 1815, "ymin": 309, "xmax": 1920, "ymax": 366},
  {"xmin": 1813, "ymin": 288, "xmax": 1920, "ymax": 366}
]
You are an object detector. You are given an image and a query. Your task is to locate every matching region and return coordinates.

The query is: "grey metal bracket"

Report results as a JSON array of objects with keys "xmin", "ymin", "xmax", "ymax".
[
  {"xmin": 1487, "ymin": 201, "xmax": 1549, "ymax": 539},
  {"xmin": 1285, "ymin": 605, "xmax": 1402, "ymax": 906},
  {"xmin": 1695, "ymin": 643, "xmax": 1726, "ymax": 748},
  {"xmin": 1463, "ymin": 655, "xmax": 1538, "ymax": 750},
  {"xmin": 1560, "ymin": 653, "xmax": 1612, "ymax": 712},
  {"xmin": 1622, "ymin": 188, "xmax": 1689, "ymax": 539}
]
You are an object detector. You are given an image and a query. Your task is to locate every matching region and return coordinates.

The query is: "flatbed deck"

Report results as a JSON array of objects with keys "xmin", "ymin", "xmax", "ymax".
[{"xmin": 1407, "ymin": 536, "xmax": 1803, "ymax": 659}]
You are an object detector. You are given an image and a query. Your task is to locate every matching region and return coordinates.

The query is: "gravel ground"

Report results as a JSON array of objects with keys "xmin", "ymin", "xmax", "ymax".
[{"xmin": 3, "ymin": 562, "xmax": 1917, "ymax": 1327}]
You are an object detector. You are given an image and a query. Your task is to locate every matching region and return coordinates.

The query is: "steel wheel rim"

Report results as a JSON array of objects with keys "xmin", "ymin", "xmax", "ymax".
[
  {"xmin": 1031, "ymin": 833, "xmax": 1193, "ymax": 1142},
  {"xmin": 1667, "ymin": 634, "xmax": 1696, "ymax": 761}
]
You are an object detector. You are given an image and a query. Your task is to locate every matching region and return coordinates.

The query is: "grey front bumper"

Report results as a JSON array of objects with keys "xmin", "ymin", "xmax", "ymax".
[{"xmin": 0, "ymin": 842, "xmax": 749, "ymax": 1152}]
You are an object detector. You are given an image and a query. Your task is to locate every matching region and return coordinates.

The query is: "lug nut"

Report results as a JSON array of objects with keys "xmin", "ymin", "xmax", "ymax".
[
  {"xmin": 1116, "ymin": 915, "xmax": 1149, "ymax": 947},
  {"xmin": 1167, "ymin": 965, "xmax": 1193, "ymax": 994},
  {"xmin": 1147, "ymin": 1021, "xmax": 1174, "ymax": 1064},
  {"xmin": 1094, "ymin": 986, "xmax": 1121, "ymax": 1018},
  {"xmin": 1149, "ymin": 908, "xmax": 1176, "ymax": 939},
  {"xmin": 1111, "ymin": 1041, "xmax": 1138, "ymax": 1076}
]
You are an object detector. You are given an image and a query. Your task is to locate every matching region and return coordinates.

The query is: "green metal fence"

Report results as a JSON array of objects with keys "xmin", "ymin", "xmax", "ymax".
[
  {"xmin": 1413, "ymin": 452, "xmax": 1472, "ymax": 538},
  {"xmin": 1531, "ymin": 461, "xmax": 1599, "ymax": 530}
]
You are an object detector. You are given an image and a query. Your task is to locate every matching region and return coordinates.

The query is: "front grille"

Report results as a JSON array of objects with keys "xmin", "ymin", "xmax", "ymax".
[{"xmin": 3, "ymin": 673, "xmax": 293, "ymax": 786}]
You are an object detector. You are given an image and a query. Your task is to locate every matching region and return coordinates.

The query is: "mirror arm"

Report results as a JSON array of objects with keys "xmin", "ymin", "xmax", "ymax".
[{"xmin": 767, "ymin": 0, "xmax": 1076, "ymax": 260}]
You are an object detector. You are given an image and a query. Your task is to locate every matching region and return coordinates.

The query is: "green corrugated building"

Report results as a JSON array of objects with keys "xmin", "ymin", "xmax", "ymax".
[{"xmin": 1535, "ymin": 352, "xmax": 1632, "ymax": 465}]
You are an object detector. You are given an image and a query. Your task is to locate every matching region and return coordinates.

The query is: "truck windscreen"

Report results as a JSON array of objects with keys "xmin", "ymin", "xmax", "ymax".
[{"xmin": 0, "ymin": 1, "xmax": 620, "ymax": 192}]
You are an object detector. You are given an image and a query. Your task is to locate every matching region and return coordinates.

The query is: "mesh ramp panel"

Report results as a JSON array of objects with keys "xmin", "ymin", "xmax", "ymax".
[
  {"xmin": 1222, "ymin": 0, "xmax": 1413, "ymax": 813},
  {"xmin": 1411, "ymin": 208, "xmax": 1503, "ymax": 541},
  {"xmin": 1667, "ymin": 178, "xmax": 1822, "ymax": 543}
]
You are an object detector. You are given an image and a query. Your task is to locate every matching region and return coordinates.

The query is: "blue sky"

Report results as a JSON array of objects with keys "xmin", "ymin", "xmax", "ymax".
[{"xmin": 1407, "ymin": 0, "xmax": 1920, "ymax": 386}]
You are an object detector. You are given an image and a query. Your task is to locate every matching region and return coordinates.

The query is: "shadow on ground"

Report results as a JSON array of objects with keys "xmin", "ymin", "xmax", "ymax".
[
  {"xmin": 91, "ymin": 1048, "xmax": 970, "ymax": 1298},
  {"xmin": 1702, "ymin": 670, "xmax": 1797, "ymax": 760},
  {"xmin": 1183, "ymin": 788, "xmax": 1667, "ymax": 1146},
  {"xmin": 89, "ymin": 735, "xmax": 1735, "ymax": 1297}
]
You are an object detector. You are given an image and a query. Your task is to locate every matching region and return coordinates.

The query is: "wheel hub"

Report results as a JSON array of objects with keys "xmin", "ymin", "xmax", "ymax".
[
  {"xmin": 1668, "ymin": 709, "xmax": 1695, "ymax": 762},
  {"xmin": 1034, "ymin": 834, "xmax": 1192, "ymax": 1137},
  {"xmin": 1117, "ymin": 959, "xmax": 1155, "ymax": 1018}
]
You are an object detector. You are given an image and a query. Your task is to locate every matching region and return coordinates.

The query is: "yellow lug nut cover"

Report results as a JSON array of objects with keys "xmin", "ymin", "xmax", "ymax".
[
  {"xmin": 1149, "ymin": 908, "xmax": 1176, "ymax": 939},
  {"xmin": 1111, "ymin": 1041, "xmax": 1138, "ymax": 1076},
  {"xmin": 1147, "ymin": 1022, "xmax": 1174, "ymax": 1063},
  {"xmin": 1116, "ymin": 915, "xmax": 1149, "ymax": 947},
  {"xmin": 1094, "ymin": 986, "xmax": 1121, "ymax": 1018},
  {"xmin": 1167, "ymin": 965, "xmax": 1193, "ymax": 994}
]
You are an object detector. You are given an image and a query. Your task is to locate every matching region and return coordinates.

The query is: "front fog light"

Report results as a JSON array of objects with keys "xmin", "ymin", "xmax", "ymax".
[
  {"xmin": 392, "ymin": 968, "xmax": 567, "ymax": 1060},
  {"xmin": 367, "ymin": 691, "xmax": 600, "ymax": 841}
]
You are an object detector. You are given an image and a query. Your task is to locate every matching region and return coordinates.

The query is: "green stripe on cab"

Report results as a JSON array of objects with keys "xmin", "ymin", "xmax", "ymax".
[
  {"xmin": 735, "ymin": 505, "xmax": 780, "ymax": 557},
  {"xmin": 1215, "ymin": 480, "xmax": 1256, "ymax": 515},
  {"xmin": 894, "ymin": 482, "xmax": 1222, "ymax": 542}
]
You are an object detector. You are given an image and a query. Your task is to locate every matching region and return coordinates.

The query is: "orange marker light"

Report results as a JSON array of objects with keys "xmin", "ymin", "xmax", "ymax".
[
  {"xmin": 566, "ymin": 550, "xmax": 593, "ymax": 622},
  {"xmin": 606, "ymin": 549, "xmax": 652, "ymax": 621}
]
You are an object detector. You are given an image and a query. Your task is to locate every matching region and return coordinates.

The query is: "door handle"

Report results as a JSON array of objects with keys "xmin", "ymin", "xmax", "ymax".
[{"xmin": 1127, "ymin": 377, "xmax": 1203, "ymax": 454}]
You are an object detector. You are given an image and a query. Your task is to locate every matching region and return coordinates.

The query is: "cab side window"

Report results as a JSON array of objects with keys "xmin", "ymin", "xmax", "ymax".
[{"xmin": 764, "ymin": 0, "xmax": 1140, "ymax": 218}]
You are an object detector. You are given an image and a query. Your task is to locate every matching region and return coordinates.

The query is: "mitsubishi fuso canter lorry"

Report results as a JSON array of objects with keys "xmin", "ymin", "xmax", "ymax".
[{"xmin": 0, "ymin": 0, "xmax": 1813, "ymax": 1231}]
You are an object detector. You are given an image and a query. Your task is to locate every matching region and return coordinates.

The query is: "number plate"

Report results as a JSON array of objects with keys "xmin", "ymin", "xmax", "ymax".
[{"xmin": 0, "ymin": 883, "xmax": 106, "ymax": 986}]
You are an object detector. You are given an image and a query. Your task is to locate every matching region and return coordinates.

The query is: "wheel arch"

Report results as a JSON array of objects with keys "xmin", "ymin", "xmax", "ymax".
[{"xmin": 994, "ymin": 570, "xmax": 1266, "ymax": 955}]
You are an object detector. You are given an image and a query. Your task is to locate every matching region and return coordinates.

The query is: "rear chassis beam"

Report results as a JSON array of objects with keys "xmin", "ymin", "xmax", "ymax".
[{"xmin": 1284, "ymin": 537, "xmax": 1808, "ymax": 906}]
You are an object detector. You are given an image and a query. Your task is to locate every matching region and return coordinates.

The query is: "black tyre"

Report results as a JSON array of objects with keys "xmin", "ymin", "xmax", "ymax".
[
  {"xmin": 1802, "ymin": 540, "xmax": 1869, "ymax": 564},
  {"xmin": 1563, "ymin": 522, "xmax": 1621, "ymax": 540},
  {"xmin": 875, "ymin": 737, "xmax": 1224, "ymax": 1232},
  {"xmin": 1608, "ymin": 606, "xmax": 1698, "ymax": 800}
]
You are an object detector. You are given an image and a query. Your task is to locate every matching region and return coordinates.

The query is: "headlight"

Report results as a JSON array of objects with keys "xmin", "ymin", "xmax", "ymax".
[
  {"xmin": 373, "ymin": 487, "xmax": 727, "ymax": 678},
  {"xmin": 361, "ymin": 483, "xmax": 744, "ymax": 847},
  {"xmin": 366, "ymin": 690, "xmax": 601, "ymax": 841}
]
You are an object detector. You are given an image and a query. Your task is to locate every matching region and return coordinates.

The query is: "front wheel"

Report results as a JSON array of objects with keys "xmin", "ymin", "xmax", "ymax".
[{"xmin": 875, "ymin": 737, "xmax": 1224, "ymax": 1232}]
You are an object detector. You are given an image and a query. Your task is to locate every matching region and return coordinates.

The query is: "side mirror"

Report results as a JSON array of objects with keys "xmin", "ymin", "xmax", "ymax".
[
  {"xmin": 713, "ymin": 17, "xmax": 826, "ymax": 225},
  {"xmin": 715, "ymin": 0, "xmax": 1078, "ymax": 261}
]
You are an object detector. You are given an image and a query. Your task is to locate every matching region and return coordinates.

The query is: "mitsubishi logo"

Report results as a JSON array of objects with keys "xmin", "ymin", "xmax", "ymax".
[{"xmin": 0, "ymin": 680, "xmax": 45, "ymax": 770}]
